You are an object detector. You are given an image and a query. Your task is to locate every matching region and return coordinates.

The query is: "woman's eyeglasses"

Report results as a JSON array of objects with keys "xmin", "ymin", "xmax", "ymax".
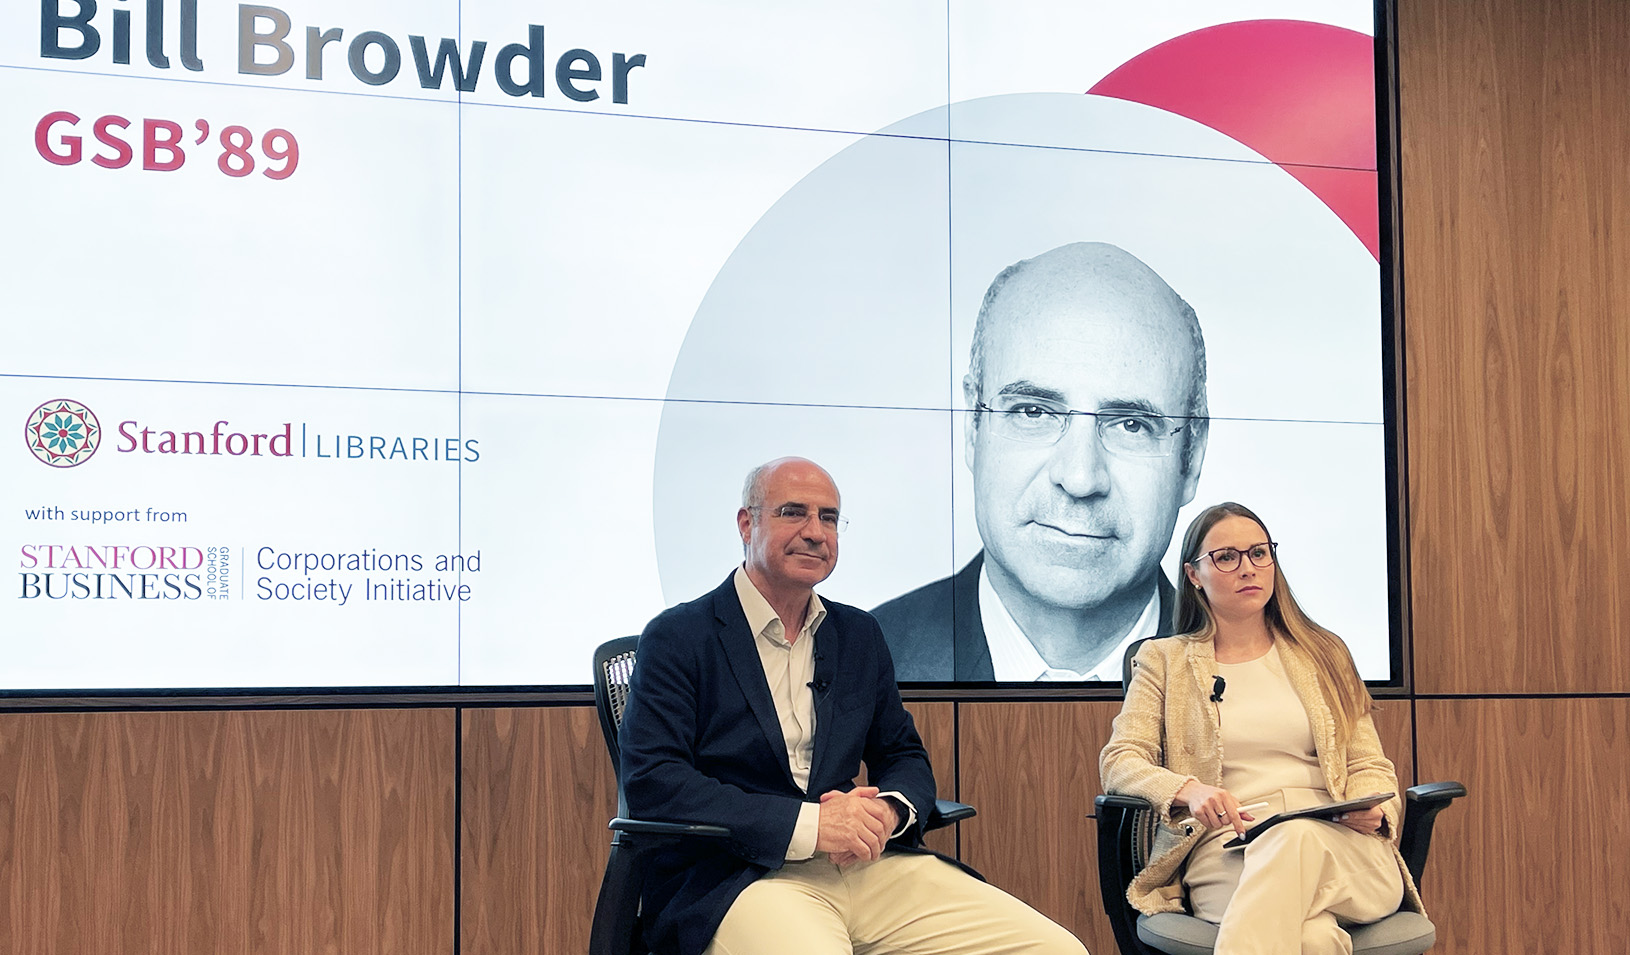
[{"xmin": 1193, "ymin": 542, "xmax": 1277, "ymax": 573}]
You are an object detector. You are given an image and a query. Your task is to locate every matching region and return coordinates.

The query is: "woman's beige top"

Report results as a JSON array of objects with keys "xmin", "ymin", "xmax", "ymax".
[{"xmin": 1216, "ymin": 643, "xmax": 1326, "ymax": 801}]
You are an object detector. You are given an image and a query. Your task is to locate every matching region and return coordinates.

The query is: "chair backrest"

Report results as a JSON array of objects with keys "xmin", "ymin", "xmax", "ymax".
[
  {"xmin": 1122, "ymin": 635, "xmax": 1156, "ymax": 692},
  {"xmin": 594, "ymin": 636, "xmax": 641, "ymax": 787},
  {"xmin": 589, "ymin": 635, "xmax": 653, "ymax": 955}
]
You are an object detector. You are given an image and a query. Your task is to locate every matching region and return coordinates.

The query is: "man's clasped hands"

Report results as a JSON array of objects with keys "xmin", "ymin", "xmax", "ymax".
[{"xmin": 816, "ymin": 785, "xmax": 901, "ymax": 866}]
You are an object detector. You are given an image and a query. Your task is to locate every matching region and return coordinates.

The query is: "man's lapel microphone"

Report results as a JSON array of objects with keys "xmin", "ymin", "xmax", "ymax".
[{"xmin": 809, "ymin": 648, "xmax": 832, "ymax": 696}]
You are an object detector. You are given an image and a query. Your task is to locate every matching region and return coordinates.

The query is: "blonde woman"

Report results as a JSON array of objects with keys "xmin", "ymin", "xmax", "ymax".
[{"xmin": 1099, "ymin": 502, "xmax": 1419, "ymax": 955}]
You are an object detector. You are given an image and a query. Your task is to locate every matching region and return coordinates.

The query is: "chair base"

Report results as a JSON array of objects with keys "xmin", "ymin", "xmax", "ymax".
[{"xmin": 1137, "ymin": 910, "xmax": 1436, "ymax": 955}]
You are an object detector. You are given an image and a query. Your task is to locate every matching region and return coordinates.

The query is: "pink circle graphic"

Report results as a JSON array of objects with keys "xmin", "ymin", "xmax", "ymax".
[{"xmin": 1090, "ymin": 20, "xmax": 1380, "ymax": 260}]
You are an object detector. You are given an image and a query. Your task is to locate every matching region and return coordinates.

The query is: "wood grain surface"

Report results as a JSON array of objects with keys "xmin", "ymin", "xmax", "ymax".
[
  {"xmin": 0, "ymin": 709, "xmax": 454, "ymax": 955},
  {"xmin": 958, "ymin": 701, "xmax": 1120, "ymax": 952},
  {"xmin": 1416, "ymin": 697, "xmax": 1630, "ymax": 954},
  {"xmin": 1372, "ymin": 699, "xmax": 1416, "ymax": 794},
  {"xmin": 460, "ymin": 706, "xmax": 616, "ymax": 955},
  {"xmin": 1400, "ymin": 0, "xmax": 1630, "ymax": 694},
  {"xmin": 905, "ymin": 701, "xmax": 958, "ymax": 856},
  {"xmin": 457, "ymin": 702, "xmax": 956, "ymax": 955}
]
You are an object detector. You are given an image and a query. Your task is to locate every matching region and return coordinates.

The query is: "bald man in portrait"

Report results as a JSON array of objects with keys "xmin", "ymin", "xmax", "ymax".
[{"xmin": 874, "ymin": 241, "xmax": 1210, "ymax": 682}]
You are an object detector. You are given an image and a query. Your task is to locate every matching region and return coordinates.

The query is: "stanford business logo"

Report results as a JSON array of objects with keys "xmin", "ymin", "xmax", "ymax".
[{"xmin": 25, "ymin": 398, "xmax": 101, "ymax": 468}]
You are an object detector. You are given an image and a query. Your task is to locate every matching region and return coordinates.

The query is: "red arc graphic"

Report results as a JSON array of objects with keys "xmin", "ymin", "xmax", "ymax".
[{"xmin": 1090, "ymin": 19, "xmax": 1380, "ymax": 260}]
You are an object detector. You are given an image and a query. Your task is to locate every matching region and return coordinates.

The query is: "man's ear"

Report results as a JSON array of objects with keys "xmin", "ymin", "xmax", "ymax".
[
  {"xmin": 737, "ymin": 507, "xmax": 753, "ymax": 547},
  {"xmin": 963, "ymin": 373, "xmax": 981, "ymax": 472},
  {"xmin": 1178, "ymin": 420, "xmax": 1209, "ymax": 505}
]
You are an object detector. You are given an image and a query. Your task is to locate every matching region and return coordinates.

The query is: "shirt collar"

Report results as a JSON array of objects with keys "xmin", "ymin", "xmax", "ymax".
[
  {"xmin": 979, "ymin": 565, "xmax": 1160, "ymax": 681},
  {"xmin": 733, "ymin": 564, "xmax": 826, "ymax": 646}
]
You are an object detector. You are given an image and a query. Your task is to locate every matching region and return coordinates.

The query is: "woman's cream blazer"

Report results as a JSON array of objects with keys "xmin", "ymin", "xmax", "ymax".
[{"xmin": 1098, "ymin": 635, "xmax": 1423, "ymax": 917}]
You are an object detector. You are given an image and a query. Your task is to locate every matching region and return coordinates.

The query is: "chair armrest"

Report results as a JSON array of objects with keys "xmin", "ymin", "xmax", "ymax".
[
  {"xmin": 592, "ymin": 818, "xmax": 727, "ymax": 955},
  {"xmin": 1400, "ymin": 780, "xmax": 1468, "ymax": 890},
  {"xmin": 590, "ymin": 817, "xmax": 733, "ymax": 955},
  {"xmin": 926, "ymin": 798, "xmax": 976, "ymax": 831},
  {"xmin": 608, "ymin": 817, "xmax": 732, "ymax": 839},
  {"xmin": 1406, "ymin": 781, "xmax": 1467, "ymax": 806},
  {"xmin": 1096, "ymin": 793, "xmax": 1156, "ymax": 815},
  {"xmin": 1093, "ymin": 793, "xmax": 1156, "ymax": 882}
]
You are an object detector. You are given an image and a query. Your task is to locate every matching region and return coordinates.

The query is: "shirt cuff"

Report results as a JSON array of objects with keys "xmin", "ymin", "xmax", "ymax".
[
  {"xmin": 878, "ymin": 791, "xmax": 917, "ymax": 837},
  {"xmin": 786, "ymin": 801, "xmax": 821, "ymax": 860}
]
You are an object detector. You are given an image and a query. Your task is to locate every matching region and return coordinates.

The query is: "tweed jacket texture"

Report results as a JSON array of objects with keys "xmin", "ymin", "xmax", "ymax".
[{"xmin": 1098, "ymin": 635, "xmax": 1423, "ymax": 918}]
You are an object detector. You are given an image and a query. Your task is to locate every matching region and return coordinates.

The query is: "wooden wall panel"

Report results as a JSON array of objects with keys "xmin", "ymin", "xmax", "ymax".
[
  {"xmin": 1371, "ymin": 699, "xmax": 1416, "ymax": 793},
  {"xmin": 905, "ymin": 701, "xmax": 957, "ymax": 856},
  {"xmin": 1416, "ymin": 698, "xmax": 1630, "ymax": 953},
  {"xmin": 461, "ymin": 706, "xmax": 617, "ymax": 955},
  {"xmin": 959, "ymin": 702, "xmax": 1118, "ymax": 952},
  {"xmin": 0, "ymin": 709, "xmax": 453, "ymax": 955},
  {"xmin": 457, "ymin": 702, "xmax": 957, "ymax": 955},
  {"xmin": 1401, "ymin": 0, "xmax": 1630, "ymax": 693}
]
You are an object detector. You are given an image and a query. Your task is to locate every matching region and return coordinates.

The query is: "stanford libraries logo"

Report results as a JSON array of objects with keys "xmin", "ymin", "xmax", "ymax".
[
  {"xmin": 25, "ymin": 398, "xmax": 101, "ymax": 467},
  {"xmin": 23, "ymin": 397, "xmax": 473, "ymax": 466}
]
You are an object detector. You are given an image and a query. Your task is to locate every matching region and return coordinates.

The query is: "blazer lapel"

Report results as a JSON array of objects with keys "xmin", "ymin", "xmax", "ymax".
[
  {"xmin": 1277, "ymin": 640, "xmax": 1342, "ymax": 785},
  {"xmin": 953, "ymin": 553, "xmax": 994, "ymax": 680},
  {"xmin": 1154, "ymin": 571, "xmax": 1177, "ymax": 636},
  {"xmin": 807, "ymin": 615, "xmax": 841, "ymax": 786},
  {"xmin": 1185, "ymin": 638, "xmax": 1220, "ymax": 732},
  {"xmin": 1180, "ymin": 638, "xmax": 1225, "ymax": 782},
  {"xmin": 712, "ymin": 584, "xmax": 799, "ymax": 790}
]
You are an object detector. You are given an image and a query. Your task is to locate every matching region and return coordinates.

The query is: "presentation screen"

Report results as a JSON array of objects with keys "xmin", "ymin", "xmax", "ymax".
[{"xmin": 3, "ymin": 0, "xmax": 1402, "ymax": 693}]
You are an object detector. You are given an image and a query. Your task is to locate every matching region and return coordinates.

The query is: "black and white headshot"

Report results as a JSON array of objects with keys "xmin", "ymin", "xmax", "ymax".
[{"xmin": 874, "ymin": 241, "xmax": 1210, "ymax": 681}]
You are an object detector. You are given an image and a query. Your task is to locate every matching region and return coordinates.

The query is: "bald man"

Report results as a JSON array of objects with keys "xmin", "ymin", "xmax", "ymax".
[
  {"xmin": 875, "ymin": 242, "xmax": 1210, "ymax": 682},
  {"xmin": 619, "ymin": 457, "xmax": 1087, "ymax": 955}
]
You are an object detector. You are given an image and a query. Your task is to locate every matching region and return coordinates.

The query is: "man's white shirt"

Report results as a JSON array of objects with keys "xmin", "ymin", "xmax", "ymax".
[
  {"xmin": 979, "ymin": 565, "xmax": 1160, "ymax": 682},
  {"xmin": 733, "ymin": 566, "xmax": 915, "ymax": 859}
]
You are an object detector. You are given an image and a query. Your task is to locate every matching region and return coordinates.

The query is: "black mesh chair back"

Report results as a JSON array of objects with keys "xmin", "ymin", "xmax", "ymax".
[
  {"xmin": 590, "ymin": 635, "xmax": 733, "ymax": 955},
  {"xmin": 594, "ymin": 635, "xmax": 640, "ymax": 811}
]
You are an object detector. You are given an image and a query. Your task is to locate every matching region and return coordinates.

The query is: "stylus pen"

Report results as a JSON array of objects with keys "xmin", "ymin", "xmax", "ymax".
[{"xmin": 1181, "ymin": 801, "xmax": 1270, "ymax": 827}]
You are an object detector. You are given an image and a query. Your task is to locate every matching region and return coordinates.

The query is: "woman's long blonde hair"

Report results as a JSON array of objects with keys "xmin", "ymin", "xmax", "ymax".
[{"xmin": 1174, "ymin": 502, "xmax": 1373, "ymax": 744}]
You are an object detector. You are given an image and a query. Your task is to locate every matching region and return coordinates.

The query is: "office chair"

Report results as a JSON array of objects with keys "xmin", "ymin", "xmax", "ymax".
[
  {"xmin": 1094, "ymin": 638, "xmax": 1467, "ymax": 955},
  {"xmin": 590, "ymin": 635, "xmax": 977, "ymax": 955}
]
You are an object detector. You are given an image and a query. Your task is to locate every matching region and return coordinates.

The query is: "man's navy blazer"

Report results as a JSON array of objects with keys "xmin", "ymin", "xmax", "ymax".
[
  {"xmin": 873, "ymin": 552, "xmax": 1178, "ymax": 681},
  {"xmin": 619, "ymin": 573, "xmax": 938, "ymax": 955}
]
